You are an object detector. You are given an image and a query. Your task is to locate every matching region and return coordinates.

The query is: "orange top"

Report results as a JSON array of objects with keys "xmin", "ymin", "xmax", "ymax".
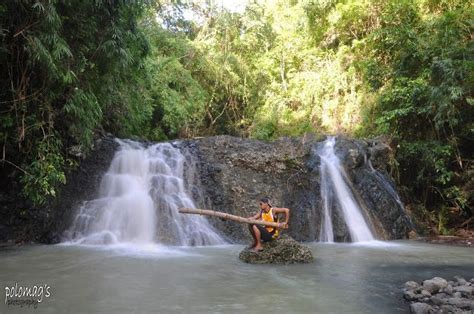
[{"xmin": 261, "ymin": 208, "xmax": 277, "ymax": 234}]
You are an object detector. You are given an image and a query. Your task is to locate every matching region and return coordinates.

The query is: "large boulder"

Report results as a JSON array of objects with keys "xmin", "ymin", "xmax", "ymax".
[{"xmin": 238, "ymin": 235, "xmax": 314, "ymax": 264}]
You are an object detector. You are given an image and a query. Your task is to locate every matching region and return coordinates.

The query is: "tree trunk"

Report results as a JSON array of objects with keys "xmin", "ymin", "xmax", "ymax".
[{"xmin": 178, "ymin": 208, "xmax": 281, "ymax": 228}]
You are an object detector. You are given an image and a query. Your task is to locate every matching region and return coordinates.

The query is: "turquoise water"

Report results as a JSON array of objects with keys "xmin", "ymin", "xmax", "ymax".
[{"xmin": 1, "ymin": 241, "xmax": 473, "ymax": 313}]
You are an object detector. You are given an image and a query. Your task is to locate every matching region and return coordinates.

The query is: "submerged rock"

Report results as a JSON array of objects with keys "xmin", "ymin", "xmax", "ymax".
[{"xmin": 239, "ymin": 235, "xmax": 313, "ymax": 264}]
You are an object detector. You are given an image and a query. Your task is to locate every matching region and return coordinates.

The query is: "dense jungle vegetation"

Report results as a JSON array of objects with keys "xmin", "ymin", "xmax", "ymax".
[{"xmin": 0, "ymin": 0, "xmax": 472, "ymax": 234}]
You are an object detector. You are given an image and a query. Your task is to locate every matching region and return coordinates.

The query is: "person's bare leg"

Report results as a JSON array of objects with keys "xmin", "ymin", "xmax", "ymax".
[
  {"xmin": 252, "ymin": 225, "xmax": 263, "ymax": 252},
  {"xmin": 248, "ymin": 224, "xmax": 257, "ymax": 248}
]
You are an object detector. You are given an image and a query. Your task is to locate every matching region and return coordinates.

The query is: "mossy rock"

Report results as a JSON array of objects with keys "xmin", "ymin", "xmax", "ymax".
[{"xmin": 239, "ymin": 234, "xmax": 314, "ymax": 264}]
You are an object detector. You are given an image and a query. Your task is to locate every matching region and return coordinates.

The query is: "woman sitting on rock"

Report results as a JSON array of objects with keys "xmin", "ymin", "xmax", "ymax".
[{"xmin": 248, "ymin": 197, "xmax": 289, "ymax": 252}]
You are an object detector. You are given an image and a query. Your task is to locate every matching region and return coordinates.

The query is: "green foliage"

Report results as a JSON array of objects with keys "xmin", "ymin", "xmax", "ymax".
[
  {"xmin": 144, "ymin": 25, "xmax": 208, "ymax": 138},
  {"xmin": 397, "ymin": 141, "xmax": 453, "ymax": 191},
  {"xmin": 64, "ymin": 90, "xmax": 102, "ymax": 146},
  {"xmin": 1, "ymin": 0, "xmax": 151, "ymax": 206},
  {"xmin": 1, "ymin": 0, "xmax": 472, "ymax": 232},
  {"xmin": 352, "ymin": 0, "xmax": 473, "ymax": 231},
  {"xmin": 20, "ymin": 136, "xmax": 66, "ymax": 206}
]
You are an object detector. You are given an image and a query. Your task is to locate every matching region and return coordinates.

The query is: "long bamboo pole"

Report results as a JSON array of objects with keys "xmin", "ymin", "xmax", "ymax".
[{"xmin": 178, "ymin": 208, "xmax": 282, "ymax": 228}]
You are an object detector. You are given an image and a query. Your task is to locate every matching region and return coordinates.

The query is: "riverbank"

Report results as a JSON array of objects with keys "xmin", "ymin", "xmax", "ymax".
[{"xmin": 415, "ymin": 229, "xmax": 474, "ymax": 247}]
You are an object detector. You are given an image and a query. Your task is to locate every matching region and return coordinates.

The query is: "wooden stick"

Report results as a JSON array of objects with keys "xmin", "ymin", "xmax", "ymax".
[{"xmin": 178, "ymin": 208, "xmax": 282, "ymax": 228}]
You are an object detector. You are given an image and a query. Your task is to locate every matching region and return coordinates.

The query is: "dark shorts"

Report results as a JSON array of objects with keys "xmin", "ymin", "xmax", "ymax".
[{"xmin": 255, "ymin": 224, "xmax": 275, "ymax": 242}]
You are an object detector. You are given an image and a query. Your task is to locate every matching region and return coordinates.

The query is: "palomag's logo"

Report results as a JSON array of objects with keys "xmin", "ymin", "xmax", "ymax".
[{"xmin": 4, "ymin": 283, "xmax": 52, "ymax": 309}]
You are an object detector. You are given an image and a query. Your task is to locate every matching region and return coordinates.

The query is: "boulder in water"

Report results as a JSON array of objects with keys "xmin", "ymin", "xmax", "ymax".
[{"xmin": 239, "ymin": 235, "xmax": 313, "ymax": 264}]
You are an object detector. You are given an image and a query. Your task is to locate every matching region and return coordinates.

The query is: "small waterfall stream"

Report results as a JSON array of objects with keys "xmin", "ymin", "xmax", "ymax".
[
  {"xmin": 67, "ymin": 140, "xmax": 225, "ymax": 246},
  {"xmin": 317, "ymin": 137, "xmax": 375, "ymax": 242}
]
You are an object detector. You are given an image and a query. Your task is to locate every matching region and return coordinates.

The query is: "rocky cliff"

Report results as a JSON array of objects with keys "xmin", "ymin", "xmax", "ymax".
[
  {"xmin": 182, "ymin": 135, "xmax": 414, "ymax": 243},
  {"xmin": 0, "ymin": 134, "xmax": 415, "ymax": 244}
]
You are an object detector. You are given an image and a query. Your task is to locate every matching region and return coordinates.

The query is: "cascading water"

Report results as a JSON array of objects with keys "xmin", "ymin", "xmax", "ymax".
[
  {"xmin": 317, "ymin": 137, "xmax": 375, "ymax": 242},
  {"xmin": 319, "ymin": 157, "xmax": 335, "ymax": 242},
  {"xmin": 67, "ymin": 140, "xmax": 225, "ymax": 246}
]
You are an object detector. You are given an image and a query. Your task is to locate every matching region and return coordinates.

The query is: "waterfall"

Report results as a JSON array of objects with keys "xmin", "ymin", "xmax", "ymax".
[
  {"xmin": 67, "ymin": 140, "xmax": 225, "ymax": 246},
  {"xmin": 317, "ymin": 137, "xmax": 375, "ymax": 242},
  {"xmin": 319, "ymin": 156, "xmax": 335, "ymax": 242}
]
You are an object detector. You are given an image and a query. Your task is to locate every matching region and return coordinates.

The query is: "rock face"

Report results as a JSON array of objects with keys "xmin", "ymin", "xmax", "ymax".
[
  {"xmin": 330, "ymin": 137, "xmax": 414, "ymax": 241},
  {"xmin": 187, "ymin": 135, "xmax": 414, "ymax": 243},
  {"xmin": 1, "ymin": 134, "xmax": 415, "ymax": 244},
  {"xmin": 403, "ymin": 276, "xmax": 474, "ymax": 313},
  {"xmin": 238, "ymin": 235, "xmax": 313, "ymax": 264},
  {"xmin": 185, "ymin": 135, "xmax": 321, "ymax": 242}
]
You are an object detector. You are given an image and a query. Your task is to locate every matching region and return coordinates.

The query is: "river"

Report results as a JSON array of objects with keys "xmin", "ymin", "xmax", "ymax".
[{"xmin": 1, "ymin": 241, "xmax": 473, "ymax": 313}]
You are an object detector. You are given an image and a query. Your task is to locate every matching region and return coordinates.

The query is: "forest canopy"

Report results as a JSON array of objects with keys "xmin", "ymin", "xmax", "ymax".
[{"xmin": 0, "ymin": 0, "xmax": 472, "ymax": 233}]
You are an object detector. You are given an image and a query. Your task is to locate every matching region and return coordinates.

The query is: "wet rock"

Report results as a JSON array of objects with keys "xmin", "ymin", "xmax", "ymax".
[
  {"xmin": 447, "ymin": 297, "xmax": 472, "ymax": 309},
  {"xmin": 440, "ymin": 304, "xmax": 456, "ymax": 313},
  {"xmin": 444, "ymin": 285, "xmax": 454, "ymax": 295},
  {"xmin": 404, "ymin": 290, "xmax": 418, "ymax": 301},
  {"xmin": 405, "ymin": 281, "xmax": 420, "ymax": 290},
  {"xmin": 408, "ymin": 230, "xmax": 418, "ymax": 239},
  {"xmin": 423, "ymin": 277, "xmax": 448, "ymax": 293},
  {"xmin": 238, "ymin": 235, "xmax": 313, "ymax": 264},
  {"xmin": 454, "ymin": 286, "xmax": 472, "ymax": 297},
  {"xmin": 454, "ymin": 276, "xmax": 467, "ymax": 286},
  {"xmin": 431, "ymin": 296, "xmax": 446, "ymax": 306},
  {"xmin": 192, "ymin": 135, "xmax": 320, "ymax": 242},
  {"xmin": 403, "ymin": 276, "xmax": 473, "ymax": 314},
  {"xmin": 435, "ymin": 292, "xmax": 448, "ymax": 299},
  {"xmin": 409, "ymin": 302, "xmax": 432, "ymax": 314},
  {"xmin": 367, "ymin": 137, "xmax": 392, "ymax": 171}
]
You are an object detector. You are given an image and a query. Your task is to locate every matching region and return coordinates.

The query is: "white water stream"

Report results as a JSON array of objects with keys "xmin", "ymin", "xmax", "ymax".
[
  {"xmin": 67, "ymin": 140, "xmax": 224, "ymax": 246},
  {"xmin": 318, "ymin": 137, "xmax": 375, "ymax": 242}
]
